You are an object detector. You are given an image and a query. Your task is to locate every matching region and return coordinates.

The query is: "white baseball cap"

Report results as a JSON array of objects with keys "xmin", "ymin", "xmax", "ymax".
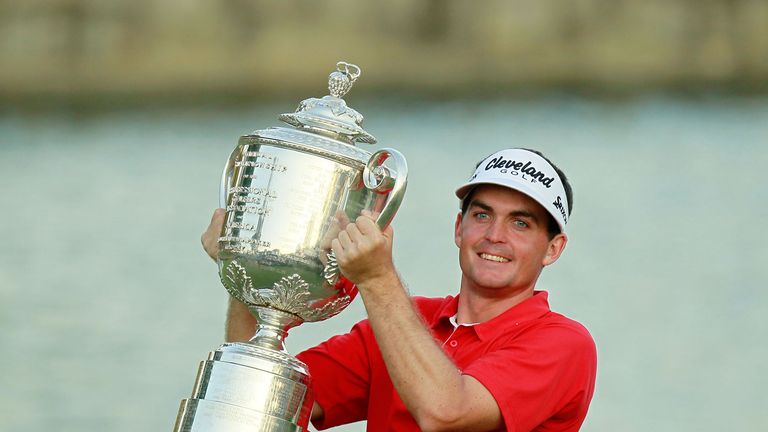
[{"xmin": 455, "ymin": 148, "xmax": 570, "ymax": 233}]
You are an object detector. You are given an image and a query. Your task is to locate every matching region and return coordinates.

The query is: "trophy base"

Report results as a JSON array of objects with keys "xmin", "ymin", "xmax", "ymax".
[
  {"xmin": 174, "ymin": 342, "xmax": 312, "ymax": 432},
  {"xmin": 175, "ymin": 399, "xmax": 304, "ymax": 432}
]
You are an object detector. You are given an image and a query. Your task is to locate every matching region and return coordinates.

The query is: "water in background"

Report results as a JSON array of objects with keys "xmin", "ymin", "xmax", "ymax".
[{"xmin": 1, "ymin": 95, "xmax": 766, "ymax": 431}]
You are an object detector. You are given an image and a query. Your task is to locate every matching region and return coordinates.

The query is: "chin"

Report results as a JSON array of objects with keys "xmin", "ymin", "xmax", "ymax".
[{"xmin": 469, "ymin": 275, "xmax": 517, "ymax": 290}]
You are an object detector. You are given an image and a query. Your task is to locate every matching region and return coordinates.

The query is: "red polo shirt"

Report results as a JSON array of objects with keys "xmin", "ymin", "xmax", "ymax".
[{"xmin": 296, "ymin": 291, "xmax": 596, "ymax": 431}]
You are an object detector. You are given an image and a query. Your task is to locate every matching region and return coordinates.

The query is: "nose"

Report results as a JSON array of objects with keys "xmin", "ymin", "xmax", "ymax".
[{"xmin": 484, "ymin": 220, "xmax": 506, "ymax": 243}]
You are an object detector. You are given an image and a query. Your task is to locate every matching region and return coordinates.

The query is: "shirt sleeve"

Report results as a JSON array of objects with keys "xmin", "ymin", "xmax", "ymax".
[
  {"xmin": 462, "ymin": 323, "xmax": 597, "ymax": 432},
  {"xmin": 296, "ymin": 320, "xmax": 373, "ymax": 430}
]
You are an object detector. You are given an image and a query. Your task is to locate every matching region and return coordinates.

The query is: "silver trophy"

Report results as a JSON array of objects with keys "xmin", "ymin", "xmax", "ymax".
[{"xmin": 173, "ymin": 62, "xmax": 408, "ymax": 432}]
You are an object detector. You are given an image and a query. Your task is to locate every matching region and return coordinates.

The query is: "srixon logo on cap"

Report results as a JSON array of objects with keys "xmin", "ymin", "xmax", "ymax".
[
  {"xmin": 553, "ymin": 196, "xmax": 568, "ymax": 223},
  {"xmin": 484, "ymin": 156, "xmax": 556, "ymax": 189}
]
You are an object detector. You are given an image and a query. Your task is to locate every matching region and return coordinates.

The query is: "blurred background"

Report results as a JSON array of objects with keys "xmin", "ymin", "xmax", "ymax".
[{"xmin": 1, "ymin": 1, "xmax": 766, "ymax": 431}]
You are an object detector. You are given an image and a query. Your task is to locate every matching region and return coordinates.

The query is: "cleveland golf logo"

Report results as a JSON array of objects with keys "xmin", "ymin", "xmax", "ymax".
[{"xmin": 484, "ymin": 156, "xmax": 556, "ymax": 188}]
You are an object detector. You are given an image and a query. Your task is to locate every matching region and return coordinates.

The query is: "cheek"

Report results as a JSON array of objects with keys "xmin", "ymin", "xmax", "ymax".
[
  {"xmin": 518, "ymin": 239, "xmax": 550, "ymax": 265},
  {"xmin": 455, "ymin": 225, "xmax": 481, "ymax": 249}
]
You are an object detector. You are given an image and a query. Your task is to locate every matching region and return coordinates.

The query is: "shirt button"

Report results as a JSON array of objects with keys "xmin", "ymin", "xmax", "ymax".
[{"xmin": 449, "ymin": 340, "xmax": 458, "ymax": 347}]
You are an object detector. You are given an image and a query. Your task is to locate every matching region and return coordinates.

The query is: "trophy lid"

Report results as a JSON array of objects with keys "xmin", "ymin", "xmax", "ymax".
[{"xmin": 279, "ymin": 62, "xmax": 376, "ymax": 145}]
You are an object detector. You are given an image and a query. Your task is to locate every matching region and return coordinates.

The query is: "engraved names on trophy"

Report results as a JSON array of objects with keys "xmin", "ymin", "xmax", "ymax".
[
  {"xmin": 238, "ymin": 151, "xmax": 287, "ymax": 181},
  {"xmin": 226, "ymin": 151, "xmax": 282, "ymax": 221},
  {"xmin": 225, "ymin": 221, "xmax": 260, "ymax": 231},
  {"xmin": 219, "ymin": 237, "xmax": 271, "ymax": 248},
  {"xmin": 235, "ymin": 151, "xmax": 288, "ymax": 172},
  {"xmin": 225, "ymin": 205, "xmax": 272, "ymax": 215},
  {"xmin": 222, "ymin": 150, "xmax": 287, "ymax": 256},
  {"xmin": 228, "ymin": 186, "xmax": 278, "ymax": 198},
  {"xmin": 228, "ymin": 153, "xmax": 281, "ymax": 214},
  {"xmin": 234, "ymin": 160, "xmax": 287, "ymax": 171}
]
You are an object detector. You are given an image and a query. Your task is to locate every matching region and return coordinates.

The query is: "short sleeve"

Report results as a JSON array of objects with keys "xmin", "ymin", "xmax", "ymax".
[
  {"xmin": 462, "ymin": 323, "xmax": 597, "ymax": 432},
  {"xmin": 296, "ymin": 320, "xmax": 373, "ymax": 430}
]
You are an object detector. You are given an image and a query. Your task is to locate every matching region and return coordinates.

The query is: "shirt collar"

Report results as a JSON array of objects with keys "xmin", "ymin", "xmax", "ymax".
[
  {"xmin": 431, "ymin": 291, "xmax": 551, "ymax": 341},
  {"xmin": 431, "ymin": 295, "xmax": 459, "ymax": 329}
]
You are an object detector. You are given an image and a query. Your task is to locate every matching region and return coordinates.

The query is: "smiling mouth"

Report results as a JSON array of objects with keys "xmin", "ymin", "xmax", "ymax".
[{"xmin": 479, "ymin": 253, "xmax": 510, "ymax": 263}]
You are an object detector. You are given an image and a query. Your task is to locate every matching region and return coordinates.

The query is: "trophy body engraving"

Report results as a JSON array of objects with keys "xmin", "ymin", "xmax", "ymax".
[{"xmin": 174, "ymin": 62, "xmax": 408, "ymax": 432}]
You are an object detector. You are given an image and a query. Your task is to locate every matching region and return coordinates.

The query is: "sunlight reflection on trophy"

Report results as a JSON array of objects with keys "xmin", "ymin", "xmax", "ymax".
[{"xmin": 173, "ymin": 62, "xmax": 408, "ymax": 431}]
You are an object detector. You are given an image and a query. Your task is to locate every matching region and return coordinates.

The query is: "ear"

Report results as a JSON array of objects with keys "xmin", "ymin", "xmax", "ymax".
[
  {"xmin": 454, "ymin": 212, "xmax": 464, "ymax": 248},
  {"xmin": 542, "ymin": 233, "xmax": 568, "ymax": 266}
]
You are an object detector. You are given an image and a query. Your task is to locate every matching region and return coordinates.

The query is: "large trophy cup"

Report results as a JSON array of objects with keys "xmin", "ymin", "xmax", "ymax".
[{"xmin": 173, "ymin": 62, "xmax": 408, "ymax": 431}]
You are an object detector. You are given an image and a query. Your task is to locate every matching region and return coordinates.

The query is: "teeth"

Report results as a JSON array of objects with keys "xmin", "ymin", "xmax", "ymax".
[{"xmin": 480, "ymin": 253, "xmax": 509, "ymax": 263}]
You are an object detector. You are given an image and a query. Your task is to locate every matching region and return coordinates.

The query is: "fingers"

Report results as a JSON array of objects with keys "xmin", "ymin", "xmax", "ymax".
[
  {"xmin": 201, "ymin": 208, "xmax": 226, "ymax": 261},
  {"xmin": 211, "ymin": 207, "xmax": 225, "ymax": 223},
  {"xmin": 330, "ymin": 214, "xmax": 395, "ymax": 286},
  {"xmin": 332, "ymin": 215, "xmax": 387, "ymax": 260},
  {"xmin": 355, "ymin": 214, "xmax": 378, "ymax": 235},
  {"xmin": 331, "ymin": 217, "xmax": 364, "ymax": 258},
  {"xmin": 330, "ymin": 238, "xmax": 343, "ymax": 259},
  {"xmin": 336, "ymin": 228, "xmax": 353, "ymax": 250},
  {"xmin": 345, "ymin": 221, "xmax": 364, "ymax": 243},
  {"xmin": 360, "ymin": 209, "xmax": 381, "ymax": 220},
  {"xmin": 337, "ymin": 214, "xmax": 391, "ymax": 245},
  {"xmin": 355, "ymin": 214, "xmax": 394, "ymax": 241},
  {"xmin": 335, "ymin": 210, "xmax": 351, "ymax": 226}
]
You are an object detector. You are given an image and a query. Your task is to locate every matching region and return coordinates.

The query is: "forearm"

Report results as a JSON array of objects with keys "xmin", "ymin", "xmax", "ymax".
[
  {"xmin": 331, "ymin": 215, "xmax": 500, "ymax": 430},
  {"xmin": 358, "ymin": 273, "xmax": 498, "ymax": 431},
  {"xmin": 225, "ymin": 296, "xmax": 257, "ymax": 342}
]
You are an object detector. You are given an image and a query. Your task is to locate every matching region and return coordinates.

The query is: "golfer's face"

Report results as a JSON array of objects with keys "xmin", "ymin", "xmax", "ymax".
[{"xmin": 454, "ymin": 185, "xmax": 559, "ymax": 295}]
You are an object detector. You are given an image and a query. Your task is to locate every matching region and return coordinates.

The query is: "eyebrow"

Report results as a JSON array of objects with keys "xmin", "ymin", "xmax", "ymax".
[
  {"xmin": 469, "ymin": 199, "xmax": 540, "ymax": 222},
  {"xmin": 468, "ymin": 200, "xmax": 493, "ymax": 212}
]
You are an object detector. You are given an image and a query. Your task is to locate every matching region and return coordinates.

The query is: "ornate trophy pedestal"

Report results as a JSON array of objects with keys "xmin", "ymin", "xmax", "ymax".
[{"xmin": 174, "ymin": 309, "xmax": 312, "ymax": 432}]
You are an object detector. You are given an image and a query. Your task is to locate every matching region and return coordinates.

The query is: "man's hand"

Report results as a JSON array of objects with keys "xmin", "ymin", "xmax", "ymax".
[
  {"xmin": 201, "ymin": 208, "xmax": 257, "ymax": 342},
  {"xmin": 202, "ymin": 208, "xmax": 226, "ymax": 262},
  {"xmin": 331, "ymin": 214, "xmax": 396, "ymax": 287}
]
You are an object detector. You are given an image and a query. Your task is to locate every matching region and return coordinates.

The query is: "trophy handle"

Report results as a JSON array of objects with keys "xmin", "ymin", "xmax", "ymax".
[
  {"xmin": 323, "ymin": 149, "xmax": 407, "ymax": 287},
  {"xmin": 363, "ymin": 148, "xmax": 408, "ymax": 229}
]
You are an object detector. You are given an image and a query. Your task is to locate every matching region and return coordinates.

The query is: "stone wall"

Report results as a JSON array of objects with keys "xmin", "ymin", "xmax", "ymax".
[{"xmin": 1, "ymin": 0, "xmax": 766, "ymax": 102}]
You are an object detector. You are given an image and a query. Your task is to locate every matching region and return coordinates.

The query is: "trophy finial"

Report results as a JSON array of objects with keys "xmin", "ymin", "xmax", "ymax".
[
  {"xmin": 279, "ymin": 60, "xmax": 376, "ymax": 144},
  {"xmin": 328, "ymin": 62, "xmax": 361, "ymax": 98}
]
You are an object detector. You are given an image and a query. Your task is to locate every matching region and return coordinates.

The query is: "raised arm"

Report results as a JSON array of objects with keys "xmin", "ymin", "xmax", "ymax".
[
  {"xmin": 331, "ymin": 215, "xmax": 503, "ymax": 432},
  {"xmin": 201, "ymin": 209, "xmax": 257, "ymax": 342}
]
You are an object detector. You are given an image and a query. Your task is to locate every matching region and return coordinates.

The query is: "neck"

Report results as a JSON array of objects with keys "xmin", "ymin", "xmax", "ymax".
[{"xmin": 456, "ymin": 282, "xmax": 535, "ymax": 324}]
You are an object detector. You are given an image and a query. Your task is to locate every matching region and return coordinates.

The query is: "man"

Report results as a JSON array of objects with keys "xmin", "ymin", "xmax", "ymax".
[{"xmin": 202, "ymin": 148, "xmax": 597, "ymax": 431}]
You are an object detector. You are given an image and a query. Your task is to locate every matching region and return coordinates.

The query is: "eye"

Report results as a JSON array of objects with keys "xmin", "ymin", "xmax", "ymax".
[
  {"xmin": 474, "ymin": 211, "xmax": 490, "ymax": 221},
  {"xmin": 513, "ymin": 219, "xmax": 529, "ymax": 228}
]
